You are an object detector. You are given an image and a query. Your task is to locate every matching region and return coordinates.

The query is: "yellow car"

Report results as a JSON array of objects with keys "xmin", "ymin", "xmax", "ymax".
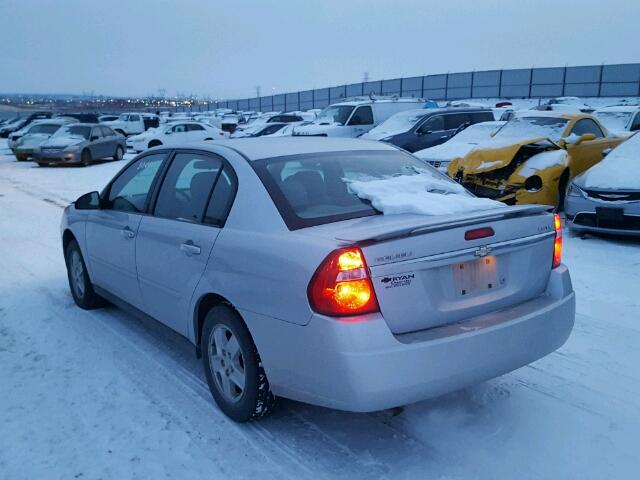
[{"xmin": 447, "ymin": 112, "xmax": 624, "ymax": 207}]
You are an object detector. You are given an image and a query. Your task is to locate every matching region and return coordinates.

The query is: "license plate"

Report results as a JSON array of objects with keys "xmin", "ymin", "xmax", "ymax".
[
  {"xmin": 453, "ymin": 256, "xmax": 499, "ymax": 297},
  {"xmin": 596, "ymin": 207, "xmax": 624, "ymax": 224}
]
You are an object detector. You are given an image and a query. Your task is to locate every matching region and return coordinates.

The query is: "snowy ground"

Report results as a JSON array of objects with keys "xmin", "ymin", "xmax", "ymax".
[{"xmin": 1, "ymin": 138, "xmax": 639, "ymax": 480}]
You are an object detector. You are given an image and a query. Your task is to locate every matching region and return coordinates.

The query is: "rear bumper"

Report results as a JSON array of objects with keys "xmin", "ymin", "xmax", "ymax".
[{"xmin": 245, "ymin": 265, "xmax": 575, "ymax": 412}]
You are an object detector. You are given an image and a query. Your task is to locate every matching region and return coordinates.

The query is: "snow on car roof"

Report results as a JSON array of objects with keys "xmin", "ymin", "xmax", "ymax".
[
  {"xmin": 193, "ymin": 137, "xmax": 398, "ymax": 160},
  {"xmin": 516, "ymin": 110, "xmax": 578, "ymax": 120},
  {"xmin": 594, "ymin": 105, "xmax": 640, "ymax": 113}
]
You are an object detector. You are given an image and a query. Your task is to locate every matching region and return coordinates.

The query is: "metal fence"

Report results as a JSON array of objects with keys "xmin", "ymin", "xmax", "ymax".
[{"xmin": 216, "ymin": 63, "xmax": 640, "ymax": 113}]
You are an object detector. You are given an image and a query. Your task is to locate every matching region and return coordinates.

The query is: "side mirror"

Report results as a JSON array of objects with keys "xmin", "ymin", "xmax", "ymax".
[
  {"xmin": 557, "ymin": 138, "xmax": 567, "ymax": 149},
  {"xmin": 165, "ymin": 130, "xmax": 172, "ymax": 135},
  {"xmin": 90, "ymin": 136, "xmax": 99, "ymax": 141},
  {"xmin": 574, "ymin": 133, "xmax": 596, "ymax": 145},
  {"xmin": 75, "ymin": 191, "xmax": 101, "ymax": 210}
]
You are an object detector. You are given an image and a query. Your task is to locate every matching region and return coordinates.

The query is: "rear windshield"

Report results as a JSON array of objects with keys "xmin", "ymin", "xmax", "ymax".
[{"xmin": 252, "ymin": 150, "xmax": 449, "ymax": 229}]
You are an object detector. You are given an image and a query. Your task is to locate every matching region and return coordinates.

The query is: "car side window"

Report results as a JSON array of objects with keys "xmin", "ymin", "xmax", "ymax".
[
  {"xmin": 101, "ymin": 126, "xmax": 114, "ymax": 137},
  {"xmin": 106, "ymin": 154, "xmax": 166, "ymax": 213},
  {"xmin": 204, "ymin": 168, "xmax": 237, "ymax": 227},
  {"xmin": 631, "ymin": 113, "xmax": 640, "ymax": 132},
  {"xmin": 91, "ymin": 128, "xmax": 102, "ymax": 140},
  {"xmin": 471, "ymin": 111, "xmax": 494, "ymax": 124},
  {"xmin": 187, "ymin": 124, "xmax": 205, "ymax": 131},
  {"xmin": 172, "ymin": 124, "xmax": 188, "ymax": 133},
  {"xmin": 154, "ymin": 153, "xmax": 222, "ymax": 223},
  {"xmin": 129, "ymin": 115, "xmax": 140, "ymax": 122},
  {"xmin": 417, "ymin": 115, "xmax": 444, "ymax": 134},
  {"xmin": 348, "ymin": 106, "xmax": 374, "ymax": 126},
  {"xmin": 444, "ymin": 113, "xmax": 472, "ymax": 130},
  {"xmin": 571, "ymin": 119, "xmax": 604, "ymax": 138}
]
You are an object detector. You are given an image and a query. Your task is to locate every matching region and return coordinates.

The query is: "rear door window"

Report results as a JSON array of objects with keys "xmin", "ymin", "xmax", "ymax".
[
  {"xmin": 154, "ymin": 153, "xmax": 222, "ymax": 223},
  {"xmin": 187, "ymin": 123, "xmax": 205, "ymax": 131},
  {"xmin": 204, "ymin": 168, "xmax": 237, "ymax": 227},
  {"xmin": 443, "ymin": 113, "xmax": 472, "ymax": 130},
  {"xmin": 471, "ymin": 111, "xmax": 494, "ymax": 124}
]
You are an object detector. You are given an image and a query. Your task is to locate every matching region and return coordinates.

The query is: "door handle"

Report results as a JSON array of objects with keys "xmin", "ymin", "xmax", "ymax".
[
  {"xmin": 180, "ymin": 241, "xmax": 201, "ymax": 256},
  {"xmin": 121, "ymin": 226, "xmax": 135, "ymax": 239}
]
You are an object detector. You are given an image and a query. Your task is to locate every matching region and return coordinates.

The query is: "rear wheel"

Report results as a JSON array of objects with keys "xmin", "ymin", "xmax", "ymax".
[
  {"xmin": 15, "ymin": 154, "xmax": 27, "ymax": 161},
  {"xmin": 201, "ymin": 306, "xmax": 276, "ymax": 422},
  {"xmin": 65, "ymin": 240, "xmax": 105, "ymax": 309},
  {"xmin": 81, "ymin": 149, "xmax": 92, "ymax": 166},
  {"xmin": 113, "ymin": 145, "xmax": 124, "ymax": 161}
]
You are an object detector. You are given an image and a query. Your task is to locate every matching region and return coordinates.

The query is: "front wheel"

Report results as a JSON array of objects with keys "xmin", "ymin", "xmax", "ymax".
[
  {"xmin": 201, "ymin": 306, "xmax": 276, "ymax": 422},
  {"xmin": 148, "ymin": 140, "xmax": 162, "ymax": 149},
  {"xmin": 81, "ymin": 149, "xmax": 92, "ymax": 166},
  {"xmin": 65, "ymin": 240, "xmax": 105, "ymax": 309},
  {"xmin": 113, "ymin": 145, "xmax": 124, "ymax": 160}
]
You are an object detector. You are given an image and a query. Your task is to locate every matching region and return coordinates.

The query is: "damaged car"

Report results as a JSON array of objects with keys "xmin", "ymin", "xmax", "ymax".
[{"xmin": 448, "ymin": 112, "xmax": 624, "ymax": 208}]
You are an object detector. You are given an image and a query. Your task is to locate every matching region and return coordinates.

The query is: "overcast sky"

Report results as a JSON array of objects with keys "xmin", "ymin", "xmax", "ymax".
[{"xmin": 0, "ymin": 0, "xmax": 637, "ymax": 99}]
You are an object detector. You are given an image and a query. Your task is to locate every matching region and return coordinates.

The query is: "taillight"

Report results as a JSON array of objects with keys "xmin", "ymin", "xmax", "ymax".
[
  {"xmin": 464, "ymin": 227, "xmax": 495, "ymax": 241},
  {"xmin": 552, "ymin": 213, "xmax": 562, "ymax": 268},
  {"xmin": 307, "ymin": 247, "xmax": 379, "ymax": 318}
]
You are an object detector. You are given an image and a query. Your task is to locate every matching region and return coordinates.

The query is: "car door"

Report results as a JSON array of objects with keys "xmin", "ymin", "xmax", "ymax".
[
  {"xmin": 187, "ymin": 123, "xmax": 208, "ymax": 141},
  {"xmin": 564, "ymin": 118, "xmax": 613, "ymax": 176},
  {"xmin": 84, "ymin": 153, "xmax": 167, "ymax": 308},
  {"xmin": 135, "ymin": 151, "xmax": 234, "ymax": 335},
  {"xmin": 348, "ymin": 106, "xmax": 374, "ymax": 137},
  {"xmin": 100, "ymin": 126, "xmax": 118, "ymax": 157},
  {"xmin": 167, "ymin": 123, "xmax": 188, "ymax": 145},
  {"xmin": 128, "ymin": 114, "xmax": 142, "ymax": 134},
  {"xmin": 89, "ymin": 127, "xmax": 105, "ymax": 159},
  {"xmin": 409, "ymin": 114, "xmax": 447, "ymax": 152}
]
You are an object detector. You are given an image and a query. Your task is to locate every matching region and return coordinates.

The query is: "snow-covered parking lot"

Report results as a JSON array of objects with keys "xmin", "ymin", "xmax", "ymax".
[{"xmin": 1, "ymin": 138, "xmax": 639, "ymax": 480}]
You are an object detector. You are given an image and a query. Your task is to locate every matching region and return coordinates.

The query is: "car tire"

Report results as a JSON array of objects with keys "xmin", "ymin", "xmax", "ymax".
[
  {"xmin": 65, "ymin": 239, "xmax": 106, "ymax": 310},
  {"xmin": 201, "ymin": 305, "xmax": 276, "ymax": 422},
  {"xmin": 37, "ymin": 162, "xmax": 47, "ymax": 168},
  {"xmin": 113, "ymin": 145, "xmax": 124, "ymax": 161},
  {"xmin": 81, "ymin": 149, "xmax": 92, "ymax": 166},
  {"xmin": 148, "ymin": 140, "xmax": 162, "ymax": 148},
  {"xmin": 15, "ymin": 154, "xmax": 27, "ymax": 161}
]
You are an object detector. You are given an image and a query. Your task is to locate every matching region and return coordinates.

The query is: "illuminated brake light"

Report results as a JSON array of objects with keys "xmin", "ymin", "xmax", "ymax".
[
  {"xmin": 307, "ymin": 247, "xmax": 379, "ymax": 317},
  {"xmin": 464, "ymin": 227, "xmax": 495, "ymax": 241},
  {"xmin": 552, "ymin": 213, "xmax": 562, "ymax": 268}
]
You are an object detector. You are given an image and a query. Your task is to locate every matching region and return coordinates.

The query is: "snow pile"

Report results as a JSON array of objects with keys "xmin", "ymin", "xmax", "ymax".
[
  {"xmin": 577, "ymin": 133, "xmax": 640, "ymax": 190},
  {"xmin": 518, "ymin": 149, "xmax": 568, "ymax": 177},
  {"xmin": 347, "ymin": 174, "xmax": 505, "ymax": 216},
  {"xmin": 414, "ymin": 121, "xmax": 505, "ymax": 161},
  {"xmin": 363, "ymin": 109, "xmax": 428, "ymax": 140}
]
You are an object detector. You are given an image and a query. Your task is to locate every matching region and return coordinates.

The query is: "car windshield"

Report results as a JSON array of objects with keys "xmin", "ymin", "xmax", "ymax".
[
  {"xmin": 28, "ymin": 124, "xmax": 61, "ymax": 135},
  {"xmin": 253, "ymin": 150, "xmax": 451, "ymax": 229},
  {"xmin": 494, "ymin": 116, "xmax": 569, "ymax": 141},
  {"xmin": 316, "ymin": 105, "xmax": 355, "ymax": 125},
  {"xmin": 593, "ymin": 111, "xmax": 634, "ymax": 132},
  {"xmin": 118, "ymin": 114, "xmax": 129, "ymax": 121},
  {"xmin": 368, "ymin": 110, "xmax": 426, "ymax": 135},
  {"xmin": 53, "ymin": 125, "xmax": 91, "ymax": 139}
]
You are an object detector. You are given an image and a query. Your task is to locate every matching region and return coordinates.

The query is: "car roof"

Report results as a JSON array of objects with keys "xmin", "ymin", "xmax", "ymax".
[
  {"xmin": 331, "ymin": 99, "xmax": 425, "ymax": 107},
  {"xmin": 65, "ymin": 123, "xmax": 100, "ymax": 127},
  {"xmin": 594, "ymin": 105, "xmax": 640, "ymax": 113},
  {"xmin": 189, "ymin": 137, "xmax": 398, "ymax": 160},
  {"xmin": 517, "ymin": 110, "xmax": 585, "ymax": 120}
]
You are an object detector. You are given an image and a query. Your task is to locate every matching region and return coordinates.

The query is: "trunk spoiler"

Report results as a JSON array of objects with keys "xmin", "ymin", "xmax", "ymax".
[{"xmin": 336, "ymin": 205, "xmax": 553, "ymax": 244}]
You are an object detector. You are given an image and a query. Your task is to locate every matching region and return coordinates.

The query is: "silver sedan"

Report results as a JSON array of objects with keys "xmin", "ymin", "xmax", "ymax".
[{"xmin": 61, "ymin": 138, "xmax": 575, "ymax": 422}]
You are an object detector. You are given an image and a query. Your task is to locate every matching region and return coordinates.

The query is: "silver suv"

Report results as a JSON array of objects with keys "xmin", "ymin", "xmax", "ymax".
[{"xmin": 61, "ymin": 138, "xmax": 575, "ymax": 422}]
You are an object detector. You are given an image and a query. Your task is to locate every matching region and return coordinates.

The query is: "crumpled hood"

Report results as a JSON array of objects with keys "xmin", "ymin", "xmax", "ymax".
[
  {"xmin": 41, "ymin": 136, "xmax": 85, "ymax": 149},
  {"xmin": 449, "ymin": 135, "xmax": 551, "ymax": 175}
]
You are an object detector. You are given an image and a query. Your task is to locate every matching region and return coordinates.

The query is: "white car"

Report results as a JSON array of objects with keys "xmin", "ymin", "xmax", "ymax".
[
  {"xmin": 593, "ymin": 106, "xmax": 640, "ymax": 137},
  {"xmin": 126, "ymin": 121, "xmax": 226, "ymax": 153},
  {"xmin": 102, "ymin": 113, "xmax": 159, "ymax": 136},
  {"xmin": 414, "ymin": 121, "xmax": 506, "ymax": 171},
  {"xmin": 12, "ymin": 119, "xmax": 75, "ymax": 161},
  {"xmin": 292, "ymin": 98, "xmax": 427, "ymax": 138}
]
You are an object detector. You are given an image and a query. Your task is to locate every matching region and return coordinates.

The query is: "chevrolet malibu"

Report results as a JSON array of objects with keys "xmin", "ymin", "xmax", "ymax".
[{"xmin": 61, "ymin": 138, "xmax": 575, "ymax": 422}]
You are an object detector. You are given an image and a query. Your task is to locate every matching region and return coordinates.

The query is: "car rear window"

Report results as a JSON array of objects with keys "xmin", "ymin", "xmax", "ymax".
[{"xmin": 252, "ymin": 150, "xmax": 449, "ymax": 229}]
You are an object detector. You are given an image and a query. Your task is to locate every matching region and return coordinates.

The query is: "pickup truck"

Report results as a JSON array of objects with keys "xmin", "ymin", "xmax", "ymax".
[{"xmin": 102, "ymin": 113, "xmax": 159, "ymax": 136}]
